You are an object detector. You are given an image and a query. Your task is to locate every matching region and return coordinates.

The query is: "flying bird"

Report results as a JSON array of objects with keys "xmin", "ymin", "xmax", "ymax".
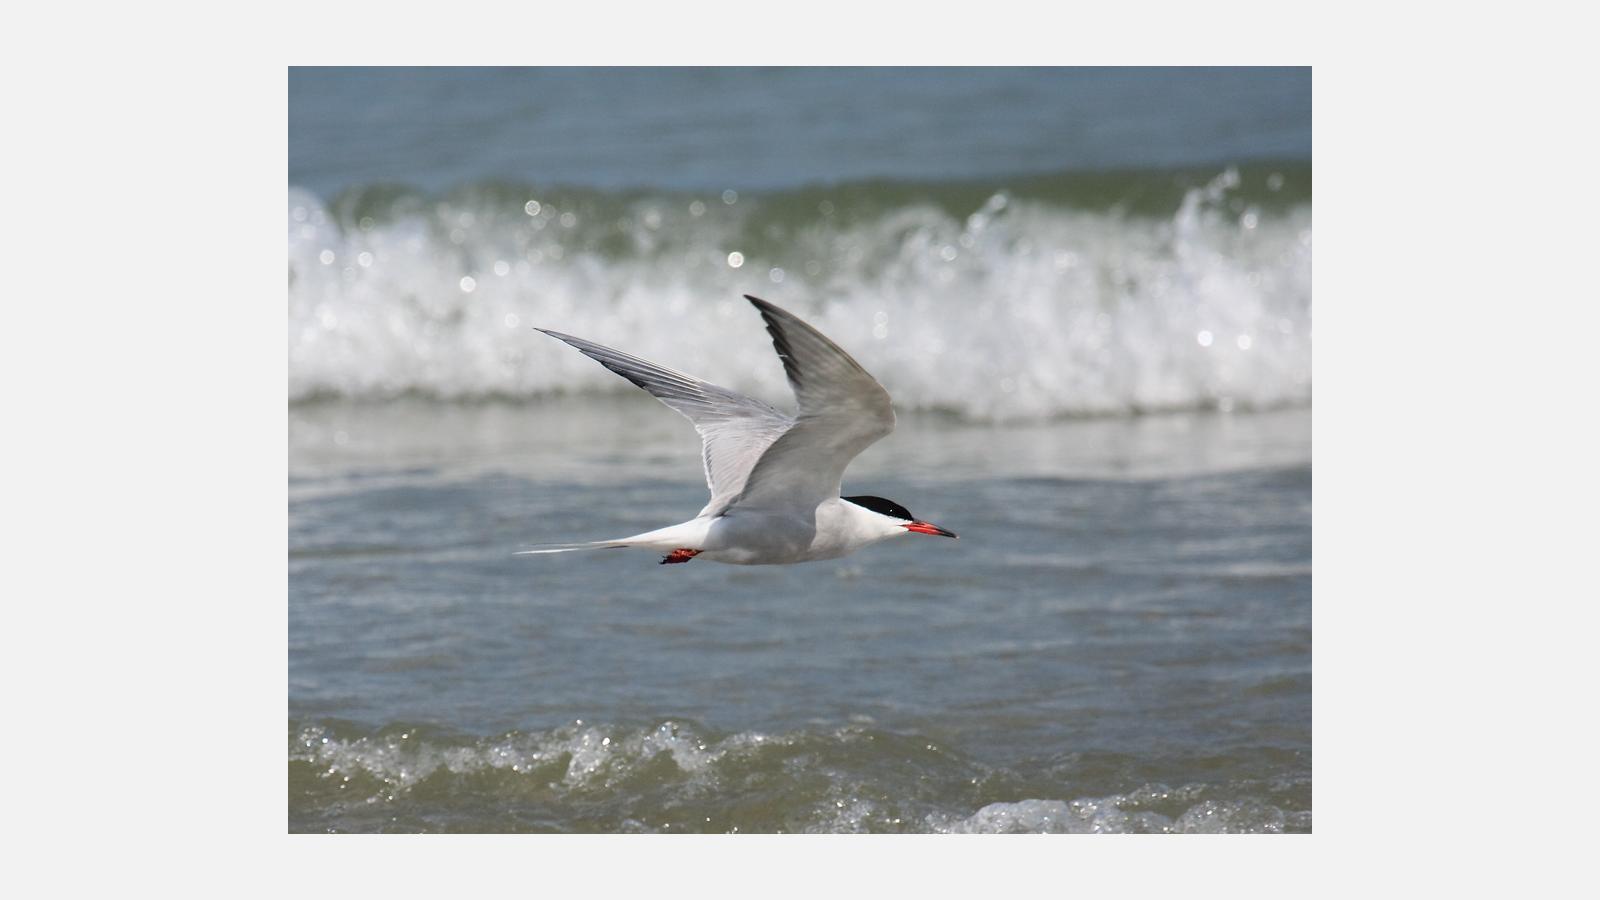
[{"xmin": 519, "ymin": 295, "xmax": 957, "ymax": 565}]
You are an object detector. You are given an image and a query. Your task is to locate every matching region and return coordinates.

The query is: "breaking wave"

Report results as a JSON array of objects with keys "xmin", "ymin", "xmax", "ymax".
[
  {"xmin": 288, "ymin": 165, "xmax": 1311, "ymax": 419},
  {"xmin": 289, "ymin": 718, "xmax": 1310, "ymax": 833}
]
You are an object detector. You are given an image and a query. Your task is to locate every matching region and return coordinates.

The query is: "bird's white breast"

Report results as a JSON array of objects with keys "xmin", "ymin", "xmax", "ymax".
[{"xmin": 700, "ymin": 498, "xmax": 902, "ymax": 565}]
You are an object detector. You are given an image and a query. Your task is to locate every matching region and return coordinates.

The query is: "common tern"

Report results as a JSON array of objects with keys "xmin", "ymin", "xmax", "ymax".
[{"xmin": 519, "ymin": 295, "xmax": 957, "ymax": 565}]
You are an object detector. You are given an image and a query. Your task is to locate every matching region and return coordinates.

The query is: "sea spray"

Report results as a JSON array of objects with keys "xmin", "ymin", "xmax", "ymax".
[{"xmin": 289, "ymin": 166, "xmax": 1311, "ymax": 419}]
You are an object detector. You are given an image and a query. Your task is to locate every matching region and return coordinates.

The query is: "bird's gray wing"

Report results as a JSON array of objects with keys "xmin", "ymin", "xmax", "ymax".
[
  {"xmin": 537, "ymin": 329, "xmax": 794, "ymax": 517},
  {"xmin": 730, "ymin": 296, "xmax": 896, "ymax": 511}
]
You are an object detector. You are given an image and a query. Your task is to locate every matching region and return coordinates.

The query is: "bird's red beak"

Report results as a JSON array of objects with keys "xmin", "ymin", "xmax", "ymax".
[{"xmin": 904, "ymin": 521, "xmax": 958, "ymax": 538}]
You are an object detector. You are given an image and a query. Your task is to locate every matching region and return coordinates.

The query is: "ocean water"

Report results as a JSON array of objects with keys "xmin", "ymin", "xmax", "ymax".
[{"xmin": 288, "ymin": 67, "xmax": 1312, "ymax": 833}]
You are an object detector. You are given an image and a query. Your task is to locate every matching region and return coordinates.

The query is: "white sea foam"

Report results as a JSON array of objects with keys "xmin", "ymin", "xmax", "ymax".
[
  {"xmin": 294, "ymin": 720, "xmax": 727, "ymax": 790},
  {"xmin": 930, "ymin": 792, "xmax": 1295, "ymax": 834},
  {"xmin": 288, "ymin": 171, "xmax": 1310, "ymax": 419},
  {"xmin": 291, "ymin": 722, "xmax": 1305, "ymax": 833}
]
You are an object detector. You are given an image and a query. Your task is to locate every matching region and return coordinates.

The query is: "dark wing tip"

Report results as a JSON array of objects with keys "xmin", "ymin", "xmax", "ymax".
[
  {"xmin": 744, "ymin": 296, "xmax": 802, "ymax": 385},
  {"xmin": 745, "ymin": 295, "xmax": 792, "ymax": 328},
  {"xmin": 746, "ymin": 296, "xmax": 811, "ymax": 336},
  {"xmin": 745, "ymin": 295, "xmax": 781, "ymax": 327},
  {"xmin": 743, "ymin": 295, "xmax": 790, "ymax": 343}
]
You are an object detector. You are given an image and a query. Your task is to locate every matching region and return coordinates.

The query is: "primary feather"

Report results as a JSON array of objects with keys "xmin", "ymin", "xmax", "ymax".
[
  {"xmin": 534, "ymin": 328, "xmax": 794, "ymax": 517},
  {"xmin": 733, "ymin": 296, "xmax": 896, "ymax": 510},
  {"xmin": 536, "ymin": 297, "xmax": 896, "ymax": 517}
]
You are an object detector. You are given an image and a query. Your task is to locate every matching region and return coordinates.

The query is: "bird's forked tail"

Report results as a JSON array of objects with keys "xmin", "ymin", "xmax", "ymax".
[
  {"xmin": 513, "ymin": 540, "xmax": 633, "ymax": 556},
  {"xmin": 517, "ymin": 520, "xmax": 711, "ymax": 560}
]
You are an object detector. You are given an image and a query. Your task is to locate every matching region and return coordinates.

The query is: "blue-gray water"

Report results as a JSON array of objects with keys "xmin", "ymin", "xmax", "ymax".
[{"xmin": 288, "ymin": 67, "xmax": 1312, "ymax": 833}]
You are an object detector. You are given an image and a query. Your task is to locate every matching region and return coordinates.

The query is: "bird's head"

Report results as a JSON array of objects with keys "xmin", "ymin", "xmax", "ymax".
[{"xmin": 843, "ymin": 495, "xmax": 958, "ymax": 539}]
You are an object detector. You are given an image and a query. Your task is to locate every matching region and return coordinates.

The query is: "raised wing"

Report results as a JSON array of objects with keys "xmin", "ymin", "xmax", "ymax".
[
  {"xmin": 731, "ymin": 296, "xmax": 896, "ymax": 511},
  {"xmin": 536, "ymin": 329, "xmax": 794, "ymax": 516}
]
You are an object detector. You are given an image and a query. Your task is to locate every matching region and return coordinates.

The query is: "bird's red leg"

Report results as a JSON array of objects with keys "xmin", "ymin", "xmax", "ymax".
[{"xmin": 660, "ymin": 548, "xmax": 701, "ymax": 565}]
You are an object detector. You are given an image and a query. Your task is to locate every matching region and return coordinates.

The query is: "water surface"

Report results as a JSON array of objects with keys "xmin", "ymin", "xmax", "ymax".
[
  {"xmin": 288, "ymin": 67, "xmax": 1312, "ymax": 833},
  {"xmin": 289, "ymin": 402, "xmax": 1311, "ymax": 832}
]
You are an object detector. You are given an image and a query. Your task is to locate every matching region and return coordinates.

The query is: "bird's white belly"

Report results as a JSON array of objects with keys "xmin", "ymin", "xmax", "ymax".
[
  {"xmin": 697, "ymin": 510, "xmax": 818, "ymax": 565},
  {"xmin": 696, "ymin": 502, "xmax": 887, "ymax": 565}
]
